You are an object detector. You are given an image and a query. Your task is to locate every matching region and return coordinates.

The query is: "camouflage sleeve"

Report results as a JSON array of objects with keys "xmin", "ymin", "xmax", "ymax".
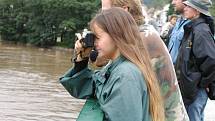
[{"xmin": 139, "ymin": 26, "xmax": 189, "ymax": 121}]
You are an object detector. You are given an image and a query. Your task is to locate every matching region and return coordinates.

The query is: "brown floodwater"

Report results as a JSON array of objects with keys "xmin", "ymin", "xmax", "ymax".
[
  {"xmin": 0, "ymin": 42, "xmax": 214, "ymax": 121},
  {"xmin": 0, "ymin": 42, "xmax": 84, "ymax": 121}
]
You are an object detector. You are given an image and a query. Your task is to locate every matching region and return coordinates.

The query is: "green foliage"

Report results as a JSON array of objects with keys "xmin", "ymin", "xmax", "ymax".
[
  {"xmin": 167, "ymin": 4, "xmax": 175, "ymax": 16},
  {"xmin": 0, "ymin": 0, "xmax": 99, "ymax": 47}
]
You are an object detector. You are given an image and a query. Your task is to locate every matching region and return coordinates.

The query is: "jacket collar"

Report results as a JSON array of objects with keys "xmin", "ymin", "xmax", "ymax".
[
  {"xmin": 184, "ymin": 17, "xmax": 205, "ymax": 30},
  {"xmin": 107, "ymin": 55, "xmax": 126, "ymax": 73},
  {"xmin": 94, "ymin": 55, "xmax": 126, "ymax": 84}
]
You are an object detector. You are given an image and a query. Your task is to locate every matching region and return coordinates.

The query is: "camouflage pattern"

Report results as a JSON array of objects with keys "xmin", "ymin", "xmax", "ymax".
[{"xmin": 139, "ymin": 24, "xmax": 189, "ymax": 121}]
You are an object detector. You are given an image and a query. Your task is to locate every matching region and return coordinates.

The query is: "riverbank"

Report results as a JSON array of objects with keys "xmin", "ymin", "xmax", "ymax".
[{"xmin": 0, "ymin": 40, "xmax": 73, "ymax": 52}]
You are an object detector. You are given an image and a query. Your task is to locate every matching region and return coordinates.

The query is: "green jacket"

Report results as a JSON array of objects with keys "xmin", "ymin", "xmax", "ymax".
[{"xmin": 60, "ymin": 56, "xmax": 152, "ymax": 121}]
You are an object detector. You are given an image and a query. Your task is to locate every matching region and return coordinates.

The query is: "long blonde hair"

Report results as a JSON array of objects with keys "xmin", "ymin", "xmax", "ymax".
[
  {"xmin": 110, "ymin": 0, "xmax": 145, "ymax": 25},
  {"xmin": 90, "ymin": 7, "xmax": 165, "ymax": 121}
]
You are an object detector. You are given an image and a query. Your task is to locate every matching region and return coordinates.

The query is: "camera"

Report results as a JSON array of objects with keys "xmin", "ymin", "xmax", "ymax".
[
  {"xmin": 75, "ymin": 29, "xmax": 95, "ymax": 48},
  {"xmin": 74, "ymin": 29, "xmax": 98, "ymax": 62}
]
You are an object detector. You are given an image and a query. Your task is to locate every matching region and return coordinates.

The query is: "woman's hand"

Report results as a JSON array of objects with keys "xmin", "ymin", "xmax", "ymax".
[
  {"xmin": 74, "ymin": 39, "xmax": 92, "ymax": 62},
  {"xmin": 75, "ymin": 39, "xmax": 84, "ymax": 55}
]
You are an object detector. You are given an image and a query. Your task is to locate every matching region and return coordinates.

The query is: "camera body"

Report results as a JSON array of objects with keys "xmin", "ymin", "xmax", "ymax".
[
  {"xmin": 75, "ymin": 29, "xmax": 98, "ymax": 62},
  {"xmin": 75, "ymin": 29, "xmax": 95, "ymax": 48},
  {"xmin": 81, "ymin": 32, "xmax": 95, "ymax": 48}
]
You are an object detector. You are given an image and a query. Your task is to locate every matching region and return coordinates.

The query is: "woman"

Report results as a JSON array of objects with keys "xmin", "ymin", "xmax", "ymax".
[
  {"xmin": 60, "ymin": 7, "xmax": 165, "ymax": 121},
  {"xmin": 176, "ymin": 0, "xmax": 215, "ymax": 121},
  {"xmin": 101, "ymin": 0, "xmax": 189, "ymax": 121},
  {"xmin": 160, "ymin": 14, "xmax": 178, "ymax": 44}
]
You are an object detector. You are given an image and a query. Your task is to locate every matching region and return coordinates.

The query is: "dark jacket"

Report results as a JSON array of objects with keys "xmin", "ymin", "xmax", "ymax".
[{"xmin": 176, "ymin": 17, "xmax": 215, "ymax": 104}]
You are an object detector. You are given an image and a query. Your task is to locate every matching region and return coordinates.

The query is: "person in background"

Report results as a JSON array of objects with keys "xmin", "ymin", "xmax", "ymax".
[
  {"xmin": 161, "ymin": 14, "xmax": 178, "ymax": 45},
  {"xmin": 99, "ymin": 0, "xmax": 189, "ymax": 120},
  {"xmin": 168, "ymin": 0, "xmax": 190, "ymax": 64},
  {"xmin": 60, "ymin": 7, "xmax": 165, "ymax": 121},
  {"xmin": 176, "ymin": 0, "xmax": 215, "ymax": 121}
]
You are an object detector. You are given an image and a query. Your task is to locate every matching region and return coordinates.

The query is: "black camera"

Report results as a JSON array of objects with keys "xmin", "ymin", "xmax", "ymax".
[
  {"xmin": 74, "ymin": 29, "xmax": 98, "ymax": 62},
  {"xmin": 76, "ymin": 29, "xmax": 95, "ymax": 48},
  {"xmin": 81, "ymin": 32, "xmax": 95, "ymax": 48}
]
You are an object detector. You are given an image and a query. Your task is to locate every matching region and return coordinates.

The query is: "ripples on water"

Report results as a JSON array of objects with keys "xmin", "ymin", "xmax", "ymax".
[{"xmin": 0, "ymin": 42, "xmax": 85, "ymax": 121}]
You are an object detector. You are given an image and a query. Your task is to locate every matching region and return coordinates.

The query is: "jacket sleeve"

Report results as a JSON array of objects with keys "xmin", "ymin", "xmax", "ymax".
[
  {"xmin": 59, "ymin": 59, "xmax": 95, "ymax": 99},
  {"xmin": 101, "ymin": 74, "xmax": 150, "ymax": 121},
  {"xmin": 193, "ymin": 30, "xmax": 215, "ymax": 88}
]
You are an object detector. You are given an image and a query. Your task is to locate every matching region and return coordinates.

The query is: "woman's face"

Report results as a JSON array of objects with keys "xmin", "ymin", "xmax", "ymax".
[
  {"xmin": 93, "ymin": 23, "xmax": 119, "ymax": 60},
  {"xmin": 184, "ymin": 5, "xmax": 200, "ymax": 19},
  {"xmin": 170, "ymin": 17, "xmax": 177, "ymax": 25}
]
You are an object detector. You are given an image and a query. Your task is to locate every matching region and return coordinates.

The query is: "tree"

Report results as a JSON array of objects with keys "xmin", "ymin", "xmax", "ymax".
[{"xmin": 0, "ymin": 0, "xmax": 99, "ymax": 47}]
